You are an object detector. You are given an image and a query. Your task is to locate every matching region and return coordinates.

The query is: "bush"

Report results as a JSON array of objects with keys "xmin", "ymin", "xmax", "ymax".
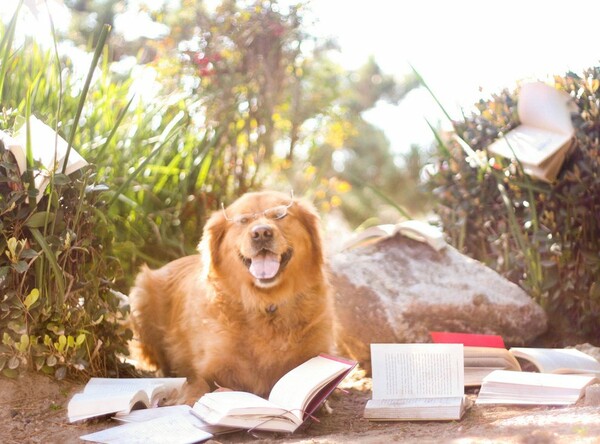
[
  {"xmin": 0, "ymin": 16, "xmax": 131, "ymax": 378},
  {"xmin": 427, "ymin": 70, "xmax": 600, "ymax": 340}
]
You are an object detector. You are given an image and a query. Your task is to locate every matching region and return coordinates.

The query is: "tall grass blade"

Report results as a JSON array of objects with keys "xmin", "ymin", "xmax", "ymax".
[
  {"xmin": 107, "ymin": 126, "xmax": 183, "ymax": 208},
  {"xmin": 346, "ymin": 172, "xmax": 412, "ymax": 220},
  {"xmin": 30, "ymin": 227, "xmax": 65, "ymax": 304},
  {"xmin": 425, "ymin": 118, "xmax": 453, "ymax": 159},
  {"xmin": 0, "ymin": 0, "xmax": 23, "ymax": 104},
  {"xmin": 92, "ymin": 94, "xmax": 136, "ymax": 163},
  {"xmin": 62, "ymin": 24, "xmax": 111, "ymax": 173},
  {"xmin": 411, "ymin": 63, "xmax": 454, "ymax": 124}
]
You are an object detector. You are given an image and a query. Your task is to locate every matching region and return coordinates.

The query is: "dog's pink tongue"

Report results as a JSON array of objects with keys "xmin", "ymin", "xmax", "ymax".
[{"xmin": 249, "ymin": 252, "xmax": 280, "ymax": 280}]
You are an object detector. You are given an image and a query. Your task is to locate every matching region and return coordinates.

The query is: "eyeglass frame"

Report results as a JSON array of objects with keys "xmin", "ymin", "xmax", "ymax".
[{"xmin": 221, "ymin": 190, "xmax": 295, "ymax": 225}]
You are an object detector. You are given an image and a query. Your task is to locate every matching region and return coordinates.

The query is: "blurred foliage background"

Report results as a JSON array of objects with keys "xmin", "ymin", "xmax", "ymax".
[
  {"xmin": 427, "ymin": 71, "xmax": 600, "ymax": 342},
  {"xmin": 0, "ymin": 0, "xmax": 597, "ymax": 379}
]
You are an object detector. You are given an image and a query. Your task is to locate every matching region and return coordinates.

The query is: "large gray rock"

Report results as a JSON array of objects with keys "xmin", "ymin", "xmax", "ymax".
[{"xmin": 331, "ymin": 234, "xmax": 548, "ymax": 370}]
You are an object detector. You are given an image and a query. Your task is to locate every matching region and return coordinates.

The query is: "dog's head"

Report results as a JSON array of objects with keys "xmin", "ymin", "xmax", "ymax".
[{"xmin": 200, "ymin": 191, "xmax": 324, "ymax": 294}]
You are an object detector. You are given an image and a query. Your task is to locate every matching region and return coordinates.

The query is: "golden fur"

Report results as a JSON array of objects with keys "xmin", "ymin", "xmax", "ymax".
[{"xmin": 128, "ymin": 191, "xmax": 334, "ymax": 399}]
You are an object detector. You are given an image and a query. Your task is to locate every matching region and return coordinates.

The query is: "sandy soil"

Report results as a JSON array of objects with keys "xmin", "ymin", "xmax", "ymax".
[{"xmin": 1, "ymin": 367, "xmax": 600, "ymax": 444}]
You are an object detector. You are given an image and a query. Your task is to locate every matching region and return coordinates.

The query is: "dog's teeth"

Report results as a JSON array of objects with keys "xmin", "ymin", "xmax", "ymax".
[{"xmin": 249, "ymin": 252, "xmax": 280, "ymax": 279}]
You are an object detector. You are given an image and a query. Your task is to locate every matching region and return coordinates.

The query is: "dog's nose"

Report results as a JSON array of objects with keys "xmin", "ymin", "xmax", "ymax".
[{"xmin": 251, "ymin": 224, "xmax": 273, "ymax": 241}]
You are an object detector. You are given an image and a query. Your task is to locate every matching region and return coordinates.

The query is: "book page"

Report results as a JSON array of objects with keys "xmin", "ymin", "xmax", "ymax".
[
  {"xmin": 267, "ymin": 355, "xmax": 353, "ymax": 419},
  {"xmin": 370, "ymin": 344, "xmax": 464, "ymax": 399},
  {"xmin": 366, "ymin": 397, "xmax": 464, "ymax": 408},
  {"xmin": 80, "ymin": 413, "xmax": 213, "ymax": 444},
  {"xmin": 396, "ymin": 220, "xmax": 446, "ymax": 251},
  {"xmin": 115, "ymin": 405, "xmax": 193, "ymax": 422},
  {"xmin": 199, "ymin": 391, "xmax": 286, "ymax": 416},
  {"xmin": 82, "ymin": 377, "xmax": 185, "ymax": 395},
  {"xmin": 68, "ymin": 391, "xmax": 148, "ymax": 422},
  {"xmin": 117, "ymin": 405, "xmax": 235, "ymax": 435},
  {"xmin": 488, "ymin": 125, "xmax": 573, "ymax": 166},
  {"xmin": 464, "ymin": 347, "xmax": 521, "ymax": 370},
  {"xmin": 68, "ymin": 378, "xmax": 186, "ymax": 422},
  {"xmin": 476, "ymin": 369, "xmax": 597, "ymax": 405},
  {"xmin": 13, "ymin": 115, "xmax": 89, "ymax": 202},
  {"xmin": 481, "ymin": 369, "xmax": 597, "ymax": 389},
  {"xmin": 509, "ymin": 348, "xmax": 600, "ymax": 375},
  {"xmin": 340, "ymin": 224, "xmax": 396, "ymax": 250},
  {"xmin": 0, "ymin": 131, "xmax": 26, "ymax": 174},
  {"xmin": 518, "ymin": 82, "xmax": 574, "ymax": 135}
]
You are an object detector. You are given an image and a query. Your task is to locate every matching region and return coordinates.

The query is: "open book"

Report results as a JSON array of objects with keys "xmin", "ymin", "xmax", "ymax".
[
  {"xmin": 475, "ymin": 370, "xmax": 597, "ymax": 405},
  {"xmin": 431, "ymin": 332, "xmax": 600, "ymax": 386},
  {"xmin": 487, "ymin": 82, "xmax": 575, "ymax": 182},
  {"xmin": 115, "ymin": 404, "xmax": 237, "ymax": 435},
  {"xmin": 430, "ymin": 331, "xmax": 520, "ymax": 386},
  {"xmin": 79, "ymin": 413, "xmax": 214, "ymax": 444},
  {"xmin": 510, "ymin": 347, "xmax": 600, "ymax": 376},
  {"xmin": 364, "ymin": 344, "xmax": 467, "ymax": 421},
  {"xmin": 67, "ymin": 377, "xmax": 187, "ymax": 423},
  {"xmin": 1, "ymin": 115, "xmax": 88, "ymax": 202},
  {"xmin": 192, "ymin": 354, "xmax": 356, "ymax": 433},
  {"xmin": 341, "ymin": 220, "xmax": 446, "ymax": 252}
]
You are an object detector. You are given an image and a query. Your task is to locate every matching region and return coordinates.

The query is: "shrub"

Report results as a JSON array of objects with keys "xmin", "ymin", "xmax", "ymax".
[
  {"xmin": 427, "ymin": 70, "xmax": 600, "ymax": 340},
  {"xmin": 0, "ymin": 13, "xmax": 132, "ymax": 378}
]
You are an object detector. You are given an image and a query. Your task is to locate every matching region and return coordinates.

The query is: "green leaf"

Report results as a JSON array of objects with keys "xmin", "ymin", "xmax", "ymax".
[
  {"xmin": 51, "ymin": 174, "xmax": 71, "ymax": 186},
  {"xmin": 29, "ymin": 228, "xmax": 65, "ymax": 302},
  {"xmin": 2, "ymin": 332, "xmax": 14, "ymax": 346},
  {"xmin": 23, "ymin": 288, "xmax": 40, "ymax": 310},
  {"xmin": 26, "ymin": 212, "xmax": 53, "ymax": 228},
  {"xmin": 12, "ymin": 261, "xmax": 28, "ymax": 273},
  {"xmin": 34, "ymin": 356, "xmax": 45, "ymax": 371},
  {"xmin": 17, "ymin": 334, "xmax": 29, "ymax": 352},
  {"xmin": 2, "ymin": 368, "xmax": 18, "ymax": 378},
  {"xmin": 75, "ymin": 334, "xmax": 86, "ymax": 347}
]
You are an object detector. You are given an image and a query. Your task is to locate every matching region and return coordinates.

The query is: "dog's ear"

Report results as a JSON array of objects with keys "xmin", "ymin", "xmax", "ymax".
[
  {"xmin": 294, "ymin": 199, "xmax": 324, "ymax": 265},
  {"xmin": 199, "ymin": 209, "xmax": 227, "ymax": 267}
]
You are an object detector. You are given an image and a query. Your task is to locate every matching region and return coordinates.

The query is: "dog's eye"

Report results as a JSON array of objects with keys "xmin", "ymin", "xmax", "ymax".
[
  {"xmin": 264, "ymin": 205, "xmax": 288, "ymax": 220},
  {"xmin": 233, "ymin": 214, "xmax": 253, "ymax": 225}
]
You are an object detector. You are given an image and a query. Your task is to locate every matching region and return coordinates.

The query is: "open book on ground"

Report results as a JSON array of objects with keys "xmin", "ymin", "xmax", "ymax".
[
  {"xmin": 364, "ymin": 343, "xmax": 467, "ymax": 421},
  {"xmin": 431, "ymin": 332, "xmax": 600, "ymax": 386},
  {"xmin": 192, "ymin": 354, "xmax": 356, "ymax": 433},
  {"xmin": 487, "ymin": 81, "xmax": 575, "ymax": 182},
  {"xmin": 341, "ymin": 220, "xmax": 446, "ymax": 252},
  {"xmin": 509, "ymin": 347, "xmax": 600, "ymax": 376},
  {"xmin": 115, "ymin": 404, "xmax": 236, "ymax": 435},
  {"xmin": 475, "ymin": 370, "xmax": 597, "ymax": 405},
  {"xmin": 67, "ymin": 377, "xmax": 187, "ymax": 423},
  {"xmin": 430, "ymin": 331, "xmax": 520, "ymax": 386},
  {"xmin": 1, "ymin": 115, "xmax": 88, "ymax": 202},
  {"xmin": 80, "ymin": 412, "xmax": 214, "ymax": 444}
]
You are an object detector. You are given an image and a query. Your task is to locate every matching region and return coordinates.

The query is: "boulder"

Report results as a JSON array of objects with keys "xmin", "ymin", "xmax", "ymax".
[{"xmin": 330, "ymin": 234, "xmax": 548, "ymax": 370}]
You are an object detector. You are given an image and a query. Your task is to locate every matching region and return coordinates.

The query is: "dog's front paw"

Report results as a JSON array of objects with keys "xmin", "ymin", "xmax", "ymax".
[{"xmin": 172, "ymin": 379, "xmax": 212, "ymax": 406}]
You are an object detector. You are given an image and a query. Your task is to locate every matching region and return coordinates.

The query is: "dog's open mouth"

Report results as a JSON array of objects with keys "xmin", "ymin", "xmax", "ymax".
[{"xmin": 242, "ymin": 249, "xmax": 293, "ymax": 284}]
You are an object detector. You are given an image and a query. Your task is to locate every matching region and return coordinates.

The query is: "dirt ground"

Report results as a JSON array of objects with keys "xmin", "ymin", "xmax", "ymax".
[{"xmin": 2, "ymin": 362, "xmax": 600, "ymax": 444}]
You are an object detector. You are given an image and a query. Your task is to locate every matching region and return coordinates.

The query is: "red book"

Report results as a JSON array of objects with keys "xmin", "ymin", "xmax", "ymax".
[{"xmin": 430, "ymin": 331, "xmax": 505, "ymax": 348}]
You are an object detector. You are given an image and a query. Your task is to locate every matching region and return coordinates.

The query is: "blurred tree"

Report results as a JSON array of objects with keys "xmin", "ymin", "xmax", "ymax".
[{"xmin": 62, "ymin": 0, "xmax": 430, "ymax": 228}]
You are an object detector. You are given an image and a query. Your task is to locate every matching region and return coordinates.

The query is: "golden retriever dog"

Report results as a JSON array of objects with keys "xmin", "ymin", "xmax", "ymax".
[{"xmin": 128, "ymin": 190, "xmax": 335, "ymax": 400}]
